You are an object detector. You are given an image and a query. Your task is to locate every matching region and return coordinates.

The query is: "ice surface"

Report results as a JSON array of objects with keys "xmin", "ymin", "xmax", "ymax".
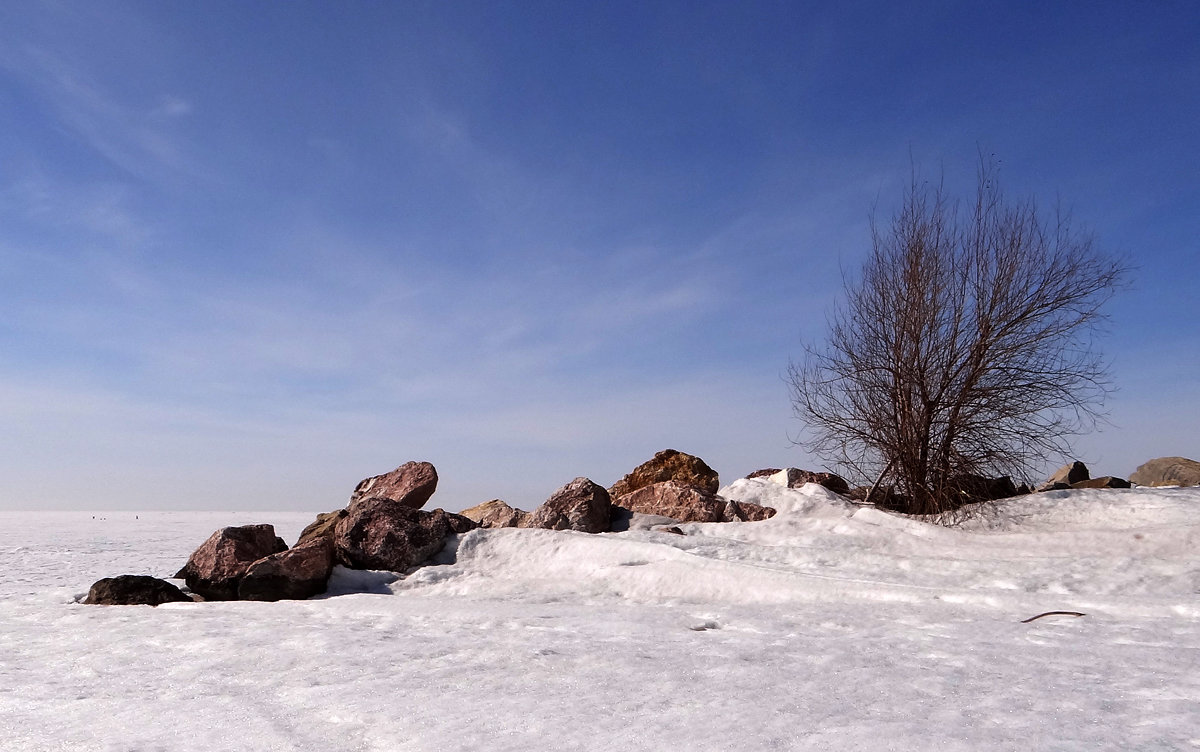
[{"xmin": 2, "ymin": 485, "xmax": 1199, "ymax": 750}]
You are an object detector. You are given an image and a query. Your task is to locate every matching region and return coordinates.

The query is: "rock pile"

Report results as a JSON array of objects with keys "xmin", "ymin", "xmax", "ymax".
[{"xmin": 105, "ymin": 448, "xmax": 1196, "ymax": 605}]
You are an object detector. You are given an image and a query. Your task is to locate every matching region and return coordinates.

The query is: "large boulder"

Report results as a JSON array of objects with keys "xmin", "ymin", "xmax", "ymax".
[
  {"xmin": 459, "ymin": 499, "xmax": 529, "ymax": 529},
  {"xmin": 768, "ymin": 468, "xmax": 851, "ymax": 495},
  {"xmin": 349, "ymin": 461, "xmax": 438, "ymax": 509},
  {"xmin": 334, "ymin": 498, "xmax": 457, "ymax": 571},
  {"xmin": 295, "ymin": 509, "xmax": 348, "ymax": 547},
  {"xmin": 608, "ymin": 450, "xmax": 719, "ymax": 499},
  {"xmin": 175, "ymin": 525, "xmax": 287, "ymax": 601},
  {"xmin": 1038, "ymin": 461, "xmax": 1090, "ymax": 491},
  {"xmin": 238, "ymin": 537, "xmax": 336, "ymax": 601},
  {"xmin": 1130, "ymin": 457, "xmax": 1200, "ymax": 488},
  {"xmin": 84, "ymin": 575, "xmax": 191, "ymax": 606},
  {"xmin": 615, "ymin": 481, "xmax": 776, "ymax": 523},
  {"xmin": 525, "ymin": 477, "xmax": 612, "ymax": 533}
]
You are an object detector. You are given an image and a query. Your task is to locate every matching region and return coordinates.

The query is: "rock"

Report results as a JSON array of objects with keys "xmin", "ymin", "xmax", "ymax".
[
  {"xmin": 1070, "ymin": 476, "xmax": 1132, "ymax": 489},
  {"xmin": 295, "ymin": 509, "xmax": 348, "ymax": 547},
  {"xmin": 525, "ymin": 477, "xmax": 612, "ymax": 533},
  {"xmin": 847, "ymin": 485, "xmax": 908, "ymax": 510},
  {"xmin": 334, "ymin": 498, "xmax": 456, "ymax": 571},
  {"xmin": 947, "ymin": 474, "xmax": 1019, "ymax": 503},
  {"xmin": 608, "ymin": 449, "xmax": 719, "ymax": 499},
  {"xmin": 745, "ymin": 468, "xmax": 782, "ymax": 480},
  {"xmin": 614, "ymin": 481, "xmax": 776, "ymax": 523},
  {"xmin": 176, "ymin": 525, "xmax": 288, "ymax": 601},
  {"xmin": 1038, "ymin": 461, "xmax": 1090, "ymax": 491},
  {"xmin": 768, "ymin": 468, "xmax": 850, "ymax": 495},
  {"xmin": 349, "ymin": 461, "xmax": 439, "ymax": 509},
  {"xmin": 238, "ymin": 537, "xmax": 335, "ymax": 601},
  {"xmin": 459, "ymin": 499, "xmax": 529, "ymax": 529},
  {"xmin": 443, "ymin": 510, "xmax": 480, "ymax": 535},
  {"xmin": 83, "ymin": 575, "xmax": 191, "ymax": 606},
  {"xmin": 723, "ymin": 499, "xmax": 777, "ymax": 522},
  {"xmin": 1130, "ymin": 457, "xmax": 1200, "ymax": 487}
]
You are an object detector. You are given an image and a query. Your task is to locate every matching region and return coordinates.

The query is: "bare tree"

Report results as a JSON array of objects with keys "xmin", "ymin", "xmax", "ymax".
[{"xmin": 788, "ymin": 160, "xmax": 1128, "ymax": 515}]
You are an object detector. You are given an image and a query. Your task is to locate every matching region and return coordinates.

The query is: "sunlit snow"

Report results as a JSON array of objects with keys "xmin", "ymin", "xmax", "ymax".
[{"xmin": 3, "ymin": 481, "xmax": 1199, "ymax": 750}]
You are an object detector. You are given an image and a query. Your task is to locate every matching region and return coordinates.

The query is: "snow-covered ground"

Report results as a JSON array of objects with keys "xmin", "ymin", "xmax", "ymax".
[{"xmin": 2, "ymin": 482, "xmax": 1199, "ymax": 751}]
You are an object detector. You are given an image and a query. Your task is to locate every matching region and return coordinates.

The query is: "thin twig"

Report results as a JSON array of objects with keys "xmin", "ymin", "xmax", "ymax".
[{"xmin": 1020, "ymin": 611, "xmax": 1086, "ymax": 623}]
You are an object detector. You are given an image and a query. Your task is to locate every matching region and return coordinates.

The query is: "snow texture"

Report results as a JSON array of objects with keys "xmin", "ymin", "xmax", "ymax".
[{"xmin": 2, "ymin": 485, "xmax": 1199, "ymax": 750}]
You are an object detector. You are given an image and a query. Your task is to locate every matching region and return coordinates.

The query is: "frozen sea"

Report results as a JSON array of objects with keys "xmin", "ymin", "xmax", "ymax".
[{"xmin": 2, "ymin": 481, "xmax": 1199, "ymax": 751}]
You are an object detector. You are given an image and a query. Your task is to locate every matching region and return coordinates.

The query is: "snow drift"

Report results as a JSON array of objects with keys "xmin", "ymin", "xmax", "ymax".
[{"xmin": 2, "ymin": 483, "xmax": 1198, "ymax": 750}]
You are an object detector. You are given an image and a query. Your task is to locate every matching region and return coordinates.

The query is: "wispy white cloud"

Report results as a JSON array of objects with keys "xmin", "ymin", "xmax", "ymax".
[
  {"xmin": 0, "ymin": 40, "xmax": 201, "ymax": 185},
  {"xmin": 151, "ymin": 95, "xmax": 192, "ymax": 119}
]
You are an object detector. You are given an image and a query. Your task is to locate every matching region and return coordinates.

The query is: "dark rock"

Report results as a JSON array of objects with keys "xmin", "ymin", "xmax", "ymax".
[
  {"xmin": 295, "ymin": 509, "xmax": 348, "ymax": 547},
  {"xmin": 948, "ymin": 474, "xmax": 1019, "ymax": 503},
  {"xmin": 658, "ymin": 526, "xmax": 685, "ymax": 535},
  {"xmin": 1070, "ymin": 476, "xmax": 1132, "ymax": 489},
  {"xmin": 334, "ymin": 498, "xmax": 455, "ymax": 571},
  {"xmin": 1130, "ymin": 457, "xmax": 1200, "ymax": 488},
  {"xmin": 745, "ymin": 468, "xmax": 783, "ymax": 480},
  {"xmin": 525, "ymin": 477, "xmax": 612, "ymax": 533},
  {"xmin": 769, "ymin": 468, "xmax": 851, "ymax": 495},
  {"xmin": 608, "ymin": 449, "xmax": 719, "ymax": 499},
  {"xmin": 443, "ymin": 510, "xmax": 479, "ymax": 535},
  {"xmin": 349, "ymin": 461, "xmax": 439, "ymax": 510},
  {"xmin": 1038, "ymin": 461, "xmax": 1090, "ymax": 491},
  {"xmin": 847, "ymin": 485, "xmax": 910, "ymax": 510},
  {"xmin": 176, "ymin": 525, "xmax": 288, "ymax": 601},
  {"xmin": 615, "ymin": 481, "xmax": 775, "ymax": 523},
  {"xmin": 238, "ymin": 537, "xmax": 335, "ymax": 601},
  {"xmin": 84, "ymin": 575, "xmax": 191, "ymax": 606},
  {"xmin": 459, "ymin": 499, "xmax": 529, "ymax": 529}
]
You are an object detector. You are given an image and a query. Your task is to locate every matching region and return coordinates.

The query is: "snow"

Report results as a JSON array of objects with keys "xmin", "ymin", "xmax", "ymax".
[{"xmin": 2, "ymin": 485, "xmax": 1199, "ymax": 750}]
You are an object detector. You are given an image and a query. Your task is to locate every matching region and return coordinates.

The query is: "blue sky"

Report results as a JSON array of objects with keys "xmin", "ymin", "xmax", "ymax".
[{"xmin": 1, "ymin": 1, "xmax": 1196, "ymax": 511}]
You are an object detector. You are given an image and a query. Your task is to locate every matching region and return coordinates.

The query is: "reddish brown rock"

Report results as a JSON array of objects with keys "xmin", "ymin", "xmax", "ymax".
[
  {"xmin": 769, "ymin": 468, "xmax": 851, "ymax": 495},
  {"xmin": 525, "ymin": 477, "xmax": 612, "ymax": 533},
  {"xmin": 334, "ymin": 497, "xmax": 456, "ymax": 571},
  {"xmin": 175, "ymin": 525, "xmax": 287, "ymax": 601},
  {"xmin": 84, "ymin": 575, "xmax": 191, "ymax": 606},
  {"xmin": 349, "ymin": 461, "xmax": 439, "ymax": 509},
  {"xmin": 238, "ymin": 537, "xmax": 335, "ymax": 601},
  {"xmin": 295, "ymin": 509, "xmax": 348, "ymax": 547},
  {"xmin": 608, "ymin": 449, "xmax": 719, "ymax": 499},
  {"xmin": 459, "ymin": 499, "xmax": 529, "ymax": 529},
  {"xmin": 723, "ymin": 499, "xmax": 778, "ymax": 522},
  {"xmin": 615, "ymin": 481, "xmax": 776, "ymax": 524}
]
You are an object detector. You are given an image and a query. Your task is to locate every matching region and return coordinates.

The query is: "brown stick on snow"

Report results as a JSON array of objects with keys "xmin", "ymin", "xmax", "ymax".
[{"xmin": 1020, "ymin": 611, "xmax": 1086, "ymax": 623}]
